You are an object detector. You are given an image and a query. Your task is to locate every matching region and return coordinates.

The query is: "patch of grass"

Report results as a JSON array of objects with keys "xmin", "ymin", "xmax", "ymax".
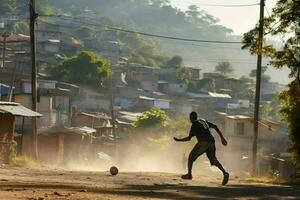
[
  {"xmin": 241, "ymin": 177, "xmax": 289, "ymax": 185},
  {"xmin": 10, "ymin": 155, "xmax": 36, "ymax": 167},
  {"xmin": 9, "ymin": 140, "xmax": 36, "ymax": 167}
]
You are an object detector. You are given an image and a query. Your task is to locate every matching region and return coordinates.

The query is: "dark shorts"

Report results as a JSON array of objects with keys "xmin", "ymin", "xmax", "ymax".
[{"xmin": 189, "ymin": 142, "xmax": 219, "ymax": 165}]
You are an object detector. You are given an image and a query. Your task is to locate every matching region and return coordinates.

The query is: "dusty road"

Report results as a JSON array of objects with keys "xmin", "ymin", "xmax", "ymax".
[{"xmin": 0, "ymin": 167, "xmax": 299, "ymax": 200}]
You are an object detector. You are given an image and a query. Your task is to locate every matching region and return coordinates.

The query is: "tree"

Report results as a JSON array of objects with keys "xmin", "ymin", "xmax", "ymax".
[
  {"xmin": 242, "ymin": 0, "xmax": 300, "ymax": 174},
  {"xmin": 279, "ymin": 81, "xmax": 300, "ymax": 173},
  {"xmin": 134, "ymin": 107, "xmax": 170, "ymax": 128},
  {"xmin": 165, "ymin": 56, "xmax": 183, "ymax": 68},
  {"xmin": 75, "ymin": 26, "xmax": 96, "ymax": 39},
  {"xmin": 47, "ymin": 51, "xmax": 112, "ymax": 88},
  {"xmin": 0, "ymin": 0, "xmax": 15, "ymax": 17},
  {"xmin": 176, "ymin": 67, "xmax": 192, "ymax": 85},
  {"xmin": 249, "ymin": 66, "xmax": 271, "ymax": 83},
  {"xmin": 36, "ymin": 0, "xmax": 55, "ymax": 15},
  {"xmin": 215, "ymin": 61, "xmax": 234, "ymax": 75},
  {"xmin": 11, "ymin": 20, "xmax": 29, "ymax": 35},
  {"xmin": 239, "ymin": 75, "xmax": 254, "ymax": 84}
]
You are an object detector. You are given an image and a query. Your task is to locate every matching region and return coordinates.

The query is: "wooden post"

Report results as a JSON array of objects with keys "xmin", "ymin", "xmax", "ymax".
[
  {"xmin": 29, "ymin": 0, "xmax": 38, "ymax": 160},
  {"xmin": 110, "ymin": 77, "xmax": 116, "ymax": 140},
  {"xmin": 0, "ymin": 32, "xmax": 7, "ymax": 100},
  {"xmin": 252, "ymin": 0, "xmax": 265, "ymax": 176},
  {"xmin": 1, "ymin": 32, "xmax": 7, "ymax": 71},
  {"xmin": 7, "ymin": 59, "xmax": 17, "ymax": 102}
]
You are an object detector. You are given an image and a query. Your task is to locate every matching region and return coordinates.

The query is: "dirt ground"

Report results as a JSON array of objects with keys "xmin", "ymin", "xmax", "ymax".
[{"xmin": 0, "ymin": 166, "xmax": 299, "ymax": 200}]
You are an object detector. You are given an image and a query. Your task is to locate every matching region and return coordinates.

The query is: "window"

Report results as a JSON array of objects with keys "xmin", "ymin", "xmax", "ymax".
[{"xmin": 236, "ymin": 122, "xmax": 245, "ymax": 135}]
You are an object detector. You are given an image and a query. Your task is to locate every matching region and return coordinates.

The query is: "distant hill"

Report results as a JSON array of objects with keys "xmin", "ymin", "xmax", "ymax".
[{"xmin": 0, "ymin": 0, "xmax": 288, "ymax": 84}]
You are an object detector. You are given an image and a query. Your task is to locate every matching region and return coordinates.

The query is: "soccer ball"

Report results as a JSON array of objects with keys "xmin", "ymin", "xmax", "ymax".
[{"xmin": 110, "ymin": 166, "xmax": 119, "ymax": 176}]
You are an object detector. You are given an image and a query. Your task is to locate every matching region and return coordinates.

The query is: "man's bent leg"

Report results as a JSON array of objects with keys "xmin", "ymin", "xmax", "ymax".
[
  {"xmin": 182, "ymin": 143, "xmax": 207, "ymax": 180},
  {"xmin": 206, "ymin": 144, "xmax": 229, "ymax": 185}
]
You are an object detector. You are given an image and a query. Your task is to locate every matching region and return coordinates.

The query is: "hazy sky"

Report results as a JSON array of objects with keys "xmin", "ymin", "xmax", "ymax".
[{"xmin": 170, "ymin": 0, "xmax": 277, "ymax": 35}]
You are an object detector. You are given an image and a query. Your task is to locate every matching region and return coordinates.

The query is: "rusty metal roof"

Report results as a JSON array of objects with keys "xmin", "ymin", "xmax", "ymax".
[{"xmin": 0, "ymin": 101, "xmax": 42, "ymax": 117}]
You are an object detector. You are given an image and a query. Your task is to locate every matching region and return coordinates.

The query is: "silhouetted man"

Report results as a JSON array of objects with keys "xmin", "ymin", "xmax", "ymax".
[{"xmin": 174, "ymin": 111, "xmax": 229, "ymax": 185}]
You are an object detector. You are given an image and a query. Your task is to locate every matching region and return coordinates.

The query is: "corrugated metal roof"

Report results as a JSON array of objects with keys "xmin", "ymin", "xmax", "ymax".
[{"xmin": 0, "ymin": 101, "xmax": 42, "ymax": 117}]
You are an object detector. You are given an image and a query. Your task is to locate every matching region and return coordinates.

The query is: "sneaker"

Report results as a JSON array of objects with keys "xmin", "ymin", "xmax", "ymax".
[
  {"xmin": 181, "ymin": 174, "xmax": 193, "ymax": 180},
  {"xmin": 222, "ymin": 172, "xmax": 229, "ymax": 185}
]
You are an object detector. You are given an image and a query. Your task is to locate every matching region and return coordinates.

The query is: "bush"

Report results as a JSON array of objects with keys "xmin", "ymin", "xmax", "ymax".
[{"xmin": 134, "ymin": 108, "xmax": 170, "ymax": 128}]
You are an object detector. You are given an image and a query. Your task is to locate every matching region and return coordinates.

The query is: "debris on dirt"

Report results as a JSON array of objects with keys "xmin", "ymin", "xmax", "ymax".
[
  {"xmin": 80, "ymin": 189, "xmax": 88, "ymax": 192},
  {"xmin": 54, "ymin": 191, "xmax": 63, "ymax": 196},
  {"xmin": 28, "ymin": 197, "xmax": 44, "ymax": 200},
  {"xmin": 0, "ymin": 179, "xmax": 8, "ymax": 181}
]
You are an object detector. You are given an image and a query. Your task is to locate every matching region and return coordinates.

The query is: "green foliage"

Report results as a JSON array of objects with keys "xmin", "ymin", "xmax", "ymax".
[
  {"xmin": 47, "ymin": 0, "xmax": 236, "ymax": 70},
  {"xmin": 176, "ymin": 67, "xmax": 192, "ymax": 85},
  {"xmin": 261, "ymin": 95, "xmax": 282, "ymax": 121},
  {"xmin": 0, "ymin": 0, "xmax": 15, "ymax": 17},
  {"xmin": 11, "ymin": 20, "xmax": 29, "ymax": 35},
  {"xmin": 36, "ymin": 0, "xmax": 55, "ymax": 15},
  {"xmin": 249, "ymin": 66, "xmax": 271, "ymax": 83},
  {"xmin": 279, "ymin": 81, "xmax": 300, "ymax": 174},
  {"xmin": 47, "ymin": 51, "xmax": 112, "ymax": 88},
  {"xmin": 134, "ymin": 107, "xmax": 170, "ymax": 128},
  {"xmin": 188, "ymin": 78, "xmax": 215, "ymax": 92},
  {"xmin": 75, "ymin": 26, "xmax": 96, "ymax": 39},
  {"xmin": 239, "ymin": 75, "xmax": 254, "ymax": 84},
  {"xmin": 165, "ymin": 56, "xmax": 183, "ymax": 68},
  {"xmin": 242, "ymin": 0, "xmax": 300, "ymax": 173},
  {"xmin": 9, "ymin": 140, "xmax": 35, "ymax": 167},
  {"xmin": 129, "ymin": 44, "xmax": 168, "ymax": 67},
  {"xmin": 215, "ymin": 61, "xmax": 234, "ymax": 75}
]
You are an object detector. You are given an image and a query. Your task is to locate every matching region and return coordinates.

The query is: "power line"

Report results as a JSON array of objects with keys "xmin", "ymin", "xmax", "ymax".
[
  {"xmin": 178, "ymin": 42, "xmax": 242, "ymax": 50},
  {"xmin": 39, "ymin": 14, "xmax": 242, "ymax": 44},
  {"xmin": 195, "ymin": 3, "xmax": 260, "ymax": 7}
]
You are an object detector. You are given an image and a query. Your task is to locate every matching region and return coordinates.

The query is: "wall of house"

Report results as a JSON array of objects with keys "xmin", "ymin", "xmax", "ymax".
[
  {"xmin": 0, "ymin": 113, "xmax": 15, "ymax": 141},
  {"xmin": 224, "ymin": 118, "xmax": 253, "ymax": 137},
  {"xmin": 44, "ymin": 43, "xmax": 60, "ymax": 53},
  {"xmin": 15, "ymin": 94, "xmax": 53, "ymax": 112},
  {"xmin": 141, "ymin": 81, "xmax": 158, "ymax": 91},
  {"xmin": 73, "ymin": 98, "xmax": 110, "ymax": 111},
  {"xmin": 71, "ymin": 115, "xmax": 108, "ymax": 128},
  {"xmin": 0, "ymin": 114, "xmax": 14, "ymax": 164},
  {"xmin": 170, "ymin": 101, "xmax": 193, "ymax": 116},
  {"xmin": 118, "ymin": 87, "xmax": 139, "ymax": 99},
  {"xmin": 154, "ymin": 100, "xmax": 170, "ymax": 110},
  {"xmin": 169, "ymin": 83, "xmax": 187, "ymax": 95}
]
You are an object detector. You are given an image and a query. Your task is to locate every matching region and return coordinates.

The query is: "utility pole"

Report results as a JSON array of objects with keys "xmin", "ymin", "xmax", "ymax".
[
  {"xmin": 110, "ymin": 77, "xmax": 116, "ymax": 140},
  {"xmin": 7, "ymin": 59, "xmax": 17, "ymax": 102},
  {"xmin": 252, "ymin": 0, "xmax": 265, "ymax": 176},
  {"xmin": 0, "ymin": 32, "xmax": 7, "ymax": 100},
  {"xmin": 1, "ymin": 32, "xmax": 7, "ymax": 71},
  {"xmin": 29, "ymin": 0, "xmax": 38, "ymax": 160}
]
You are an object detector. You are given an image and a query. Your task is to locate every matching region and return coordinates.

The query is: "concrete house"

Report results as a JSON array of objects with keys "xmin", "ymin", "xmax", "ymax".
[
  {"xmin": 215, "ymin": 112, "xmax": 288, "ymax": 172},
  {"xmin": 14, "ymin": 79, "xmax": 71, "ymax": 128},
  {"xmin": 126, "ymin": 65, "xmax": 160, "ymax": 92},
  {"xmin": 138, "ymin": 95, "xmax": 171, "ymax": 111}
]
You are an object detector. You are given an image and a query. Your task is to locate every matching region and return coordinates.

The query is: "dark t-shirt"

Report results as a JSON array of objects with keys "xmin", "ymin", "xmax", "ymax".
[{"xmin": 189, "ymin": 119, "xmax": 215, "ymax": 143}]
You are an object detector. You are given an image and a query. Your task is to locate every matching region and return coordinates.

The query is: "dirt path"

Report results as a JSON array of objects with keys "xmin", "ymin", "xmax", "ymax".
[{"xmin": 0, "ymin": 167, "xmax": 299, "ymax": 200}]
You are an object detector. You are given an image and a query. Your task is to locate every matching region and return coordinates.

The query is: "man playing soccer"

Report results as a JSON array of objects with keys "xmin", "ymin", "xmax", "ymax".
[{"xmin": 174, "ymin": 111, "xmax": 229, "ymax": 185}]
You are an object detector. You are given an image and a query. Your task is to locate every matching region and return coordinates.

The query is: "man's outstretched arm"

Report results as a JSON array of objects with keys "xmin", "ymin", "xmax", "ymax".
[
  {"xmin": 174, "ymin": 134, "xmax": 192, "ymax": 142},
  {"xmin": 207, "ymin": 122, "xmax": 228, "ymax": 146}
]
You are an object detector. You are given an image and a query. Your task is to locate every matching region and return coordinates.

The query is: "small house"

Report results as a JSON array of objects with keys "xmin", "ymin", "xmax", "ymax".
[
  {"xmin": 22, "ymin": 126, "xmax": 96, "ymax": 165},
  {"xmin": 0, "ymin": 101, "xmax": 41, "ymax": 164},
  {"xmin": 138, "ymin": 95, "xmax": 171, "ymax": 110},
  {"xmin": 71, "ymin": 112, "xmax": 111, "ymax": 128}
]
